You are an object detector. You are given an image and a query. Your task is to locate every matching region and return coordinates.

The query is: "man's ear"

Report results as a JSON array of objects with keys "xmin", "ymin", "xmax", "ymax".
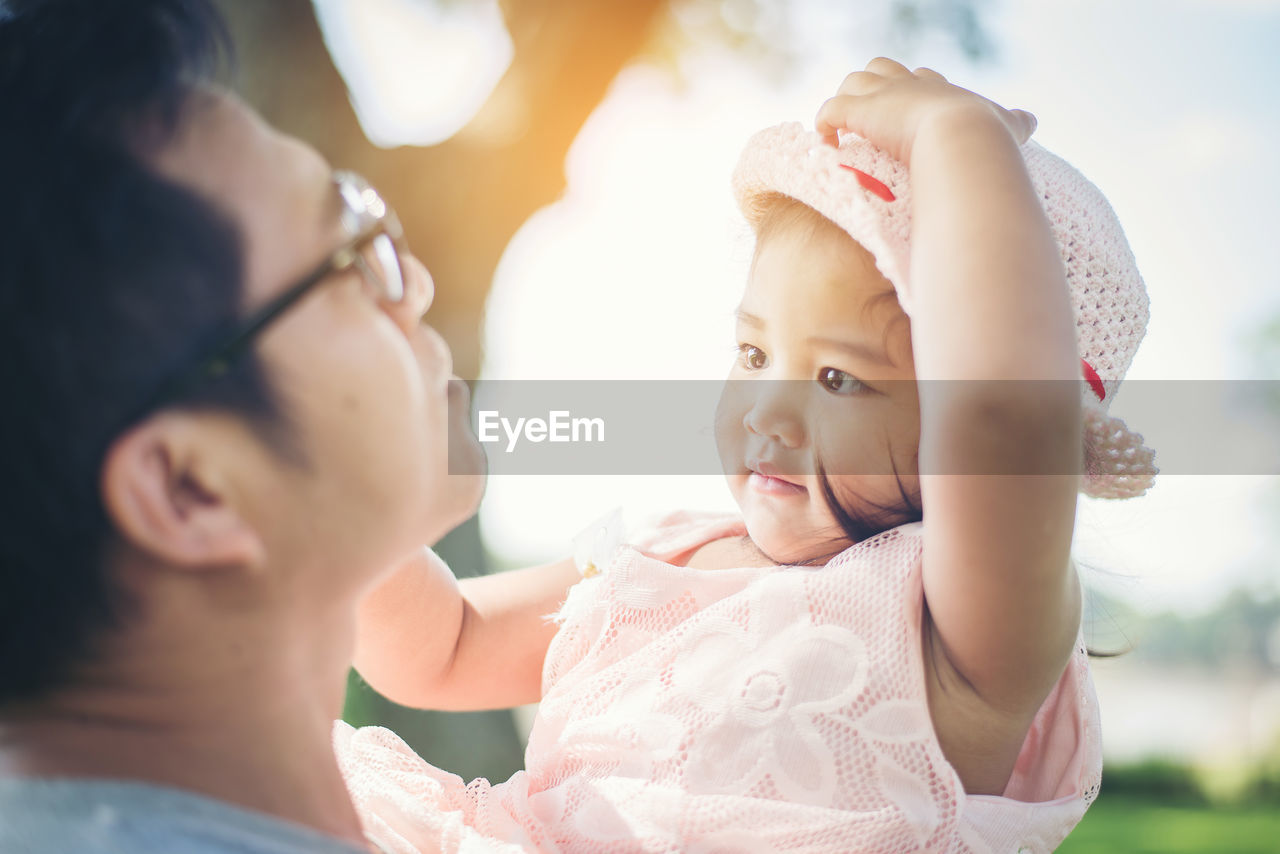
[{"xmin": 100, "ymin": 416, "xmax": 267, "ymax": 572}]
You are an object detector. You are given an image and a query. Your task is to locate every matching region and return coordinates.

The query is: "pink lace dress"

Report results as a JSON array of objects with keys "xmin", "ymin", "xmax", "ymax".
[{"xmin": 336, "ymin": 512, "xmax": 1101, "ymax": 853}]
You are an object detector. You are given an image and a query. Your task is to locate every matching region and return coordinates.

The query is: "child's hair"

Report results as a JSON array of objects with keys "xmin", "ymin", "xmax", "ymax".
[{"xmin": 751, "ymin": 194, "xmax": 923, "ymax": 556}]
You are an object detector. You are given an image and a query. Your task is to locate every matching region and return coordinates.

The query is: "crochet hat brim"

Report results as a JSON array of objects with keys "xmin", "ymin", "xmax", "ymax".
[{"xmin": 732, "ymin": 122, "xmax": 1157, "ymax": 499}]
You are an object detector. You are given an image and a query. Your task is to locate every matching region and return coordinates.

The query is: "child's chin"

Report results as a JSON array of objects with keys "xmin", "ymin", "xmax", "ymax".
[{"xmin": 741, "ymin": 516, "xmax": 828, "ymax": 566}]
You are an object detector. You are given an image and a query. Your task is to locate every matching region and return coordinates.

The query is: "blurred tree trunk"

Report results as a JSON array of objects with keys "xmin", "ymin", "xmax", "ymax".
[{"xmin": 212, "ymin": 0, "xmax": 665, "ymax": 781}]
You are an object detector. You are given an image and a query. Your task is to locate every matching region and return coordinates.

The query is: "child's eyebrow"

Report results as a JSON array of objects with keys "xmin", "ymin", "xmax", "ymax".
[
  {"xmin": 737, "ymin": 309, "xmax": 896, "ymax": 368},
  {"xmin": 807, "ymin": 336, "xmax": 896, "ymax": 368}
]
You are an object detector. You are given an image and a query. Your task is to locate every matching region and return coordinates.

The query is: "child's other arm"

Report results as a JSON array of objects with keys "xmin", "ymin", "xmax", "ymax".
[
  {"xmin": 817, "ymin": 60, "xmax": 1081, "ymax": 713},
  {"xmin": 354, "ymin": 549, "xmax": 581, "ymax": 710}
]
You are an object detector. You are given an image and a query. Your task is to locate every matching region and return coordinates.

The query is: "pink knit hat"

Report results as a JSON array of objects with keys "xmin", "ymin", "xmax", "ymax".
[{"xmin": 732, "ymin": 122, "xmax": 1157, "ymax": 499}]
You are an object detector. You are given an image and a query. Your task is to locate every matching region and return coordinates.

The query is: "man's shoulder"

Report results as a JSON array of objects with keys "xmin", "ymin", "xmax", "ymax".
[{"xmin": 0, "ymin": 778, "xmax": 367, "ymax": 854}]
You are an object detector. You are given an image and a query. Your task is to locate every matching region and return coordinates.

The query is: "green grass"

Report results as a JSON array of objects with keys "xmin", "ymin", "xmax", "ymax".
[{"xmin": 1059, "ymin": 798, "xmax": 1280, "ymax": 853}]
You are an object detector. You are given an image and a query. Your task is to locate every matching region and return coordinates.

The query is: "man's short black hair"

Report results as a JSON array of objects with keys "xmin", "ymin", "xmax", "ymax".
[{"xmin": 0, "ymin": 0, "xmax": 286, "ymax": 705}]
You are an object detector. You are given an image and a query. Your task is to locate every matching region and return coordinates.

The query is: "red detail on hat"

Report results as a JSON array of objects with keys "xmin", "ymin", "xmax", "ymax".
[
  {"xmin": 839, "ymin": 164, "xmax": 896, "ymax": 202},
  {"xmin": 1081, "ymin": 358, "xmax": 1105, "ymax": 402}
]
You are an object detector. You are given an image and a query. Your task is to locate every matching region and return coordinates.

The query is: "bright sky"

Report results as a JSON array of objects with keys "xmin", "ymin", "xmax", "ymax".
[{"xmin": 320, "ymin": 0, "xmax": 1280, "ymax": 616}]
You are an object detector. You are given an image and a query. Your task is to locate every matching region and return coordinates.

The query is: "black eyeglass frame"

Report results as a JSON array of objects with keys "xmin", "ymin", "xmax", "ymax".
[{"xmin": 135, "ymin": 171, "xmax": 408, "ymax": 417}]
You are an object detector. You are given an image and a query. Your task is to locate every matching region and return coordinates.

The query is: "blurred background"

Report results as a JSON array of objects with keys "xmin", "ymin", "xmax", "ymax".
[{"xmin": 214, "ymin": 1, "xmax": 1279, "ymax": 850}]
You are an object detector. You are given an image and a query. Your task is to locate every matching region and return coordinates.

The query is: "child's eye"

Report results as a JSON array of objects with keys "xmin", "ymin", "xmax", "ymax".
[
  {"xmin": 737, "ymin": 344, "xmax": 768, "ymax": 371},
  {"xmin": 818, "ymin": 367, "xmax": 863, "ymax": 395}
]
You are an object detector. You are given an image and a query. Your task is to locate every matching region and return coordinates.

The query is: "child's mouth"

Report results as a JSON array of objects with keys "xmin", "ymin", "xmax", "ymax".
[{"xmin": 748, "ymin": 470, "xmax": 807, "ymax": 496}]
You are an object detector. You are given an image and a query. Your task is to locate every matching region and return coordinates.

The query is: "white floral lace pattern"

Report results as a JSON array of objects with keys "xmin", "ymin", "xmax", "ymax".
[
  {"xmin": 670, "ymin": 575, "xmax": 869, "ymax": 805},
  {"xmin": 338, "ymin": 513, "xmax": 1103, "ymax": 854}
]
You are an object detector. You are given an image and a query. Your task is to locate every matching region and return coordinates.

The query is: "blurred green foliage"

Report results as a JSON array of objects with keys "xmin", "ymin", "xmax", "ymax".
[
  {"xmin": 1100, "ymin": 742, "xmax": 1280, "ymax": 809},
  {"xmin": 1247, "ymin": 305, "xmax": 1280, "ymax": 382},
  {"xmin": 650, "ymin": 0, "xmax": 994, "ymax": 79},
  {"xmin": 1062, "ymin": 754, "xmax": 1280, "ymax": 853},
  {"xmin": 1136, "ymin": 590, "xmax": 1280, "ymax": 670},
  {"xmin": 1238, "ymin": 733, "xmax": 1280, "ymax": 807},
  {"xmin": 1100, "ymin": 759, "xmax": 1210, "ymax": 807},
  {"xmin": 1060, "ymin": 800, "xmax": 1280, "ymax": 854},
  {"xmin": 1084, "ymin": 587, "xmax": 1280, "ymax": 669}
]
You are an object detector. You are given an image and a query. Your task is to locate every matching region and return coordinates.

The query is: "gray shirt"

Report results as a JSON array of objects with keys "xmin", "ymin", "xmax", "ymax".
[{"xmin": 0, "ymin": 778, "xmax": 370, "ymax": 854}]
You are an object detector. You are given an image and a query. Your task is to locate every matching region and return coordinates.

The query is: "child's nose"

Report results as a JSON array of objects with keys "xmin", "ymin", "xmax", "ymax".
[{"xmin": 743, "ymin": 381, "xmax": 805, "ymax": 449}]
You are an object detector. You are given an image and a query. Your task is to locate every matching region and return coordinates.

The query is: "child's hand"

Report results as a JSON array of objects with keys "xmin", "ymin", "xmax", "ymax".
[{"xmin": 815, "ymin": 57, "xmax": 1036, "ymax": 164}]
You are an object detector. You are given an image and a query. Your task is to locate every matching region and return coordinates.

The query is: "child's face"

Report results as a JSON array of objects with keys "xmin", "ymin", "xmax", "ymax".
[{"xmin": 715, "ymin": 207, "xmax": 922, "ymax": 564}]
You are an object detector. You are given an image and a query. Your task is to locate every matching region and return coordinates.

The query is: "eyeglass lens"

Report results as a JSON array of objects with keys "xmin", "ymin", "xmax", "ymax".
[
  {"xmin": 337, "ymin": 171, "xmax": 407, "ymax": 305},
  {"xmin": 368, "ymin": 232, "xmax": 405, "ymax": 302}
]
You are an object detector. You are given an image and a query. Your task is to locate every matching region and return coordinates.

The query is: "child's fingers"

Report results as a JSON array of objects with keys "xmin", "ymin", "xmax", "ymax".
[
  {"xmin": 1010, "ymin": 109, "xmax": 1038, "ymax": 143},
  {"xmin": 818, "ymin": 63, "xmax": 902, "ymax": 141},
  {"xmin": 835, "ymin": 59, "xmax": 919, "ymax": 98},
  {"xmin": 835, "ymin": 70, "xmax": 886, "ymax": 98},
  {"xmin": 818, "ymin": 59, "xmax": 1037, "ymax": 152},
  {"xmin": 815, "ymin": 94, "xmax": 860, "ymax": 145},
  {"xmin": 865, "ymin": 56, "xmax": 912, "ymax": 77},
  {"xmin": 912, "ymin": 66, "xmax": 948, "ymax": 83}
]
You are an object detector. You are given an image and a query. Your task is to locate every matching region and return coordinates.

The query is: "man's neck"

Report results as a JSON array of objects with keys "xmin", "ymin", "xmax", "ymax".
[{"xmin": 0, "ymin": 619, "xmax": 366, "ymax": 847}]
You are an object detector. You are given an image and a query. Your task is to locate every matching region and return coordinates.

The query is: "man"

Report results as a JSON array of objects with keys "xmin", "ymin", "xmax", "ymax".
[{"xmin": 0, "ymin": 0, "xmax": 486, "ymax": 850}]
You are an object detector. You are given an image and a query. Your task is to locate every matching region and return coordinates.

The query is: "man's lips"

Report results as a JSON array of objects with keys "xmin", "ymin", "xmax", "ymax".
[{"xmin": 446, "ymin": 376, "xmax": 470, "ymax": 413}]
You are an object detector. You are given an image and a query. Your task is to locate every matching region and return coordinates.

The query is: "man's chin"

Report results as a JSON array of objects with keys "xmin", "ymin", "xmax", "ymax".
[
  {"xmin": 448, "ymin": 432, "xmax": 488, "ymax": 484},
  {"xmin": 446, "ymin": 378, "xmax": 487, "ymax": 479}
]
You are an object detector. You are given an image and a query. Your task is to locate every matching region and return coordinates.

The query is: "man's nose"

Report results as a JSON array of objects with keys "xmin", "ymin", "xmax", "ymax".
[
  {"xmin": 743, "ymin": 380, "xmax": 805, "ymax": 449},
  {"xmin": 387, "ymin": 253, "xmax": 434, "ymax": 334}
]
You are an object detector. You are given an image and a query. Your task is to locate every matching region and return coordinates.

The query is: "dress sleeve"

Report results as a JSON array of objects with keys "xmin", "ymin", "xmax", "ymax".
[{"xmin": 624, "ymin": 510, "xmax": 746, "ymax": 564}]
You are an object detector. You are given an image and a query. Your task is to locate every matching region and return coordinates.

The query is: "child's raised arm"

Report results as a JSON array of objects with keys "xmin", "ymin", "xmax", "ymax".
[
  {"xmin": 354, "ymin": 549, "xmax": 580, "ymax": 710},
  {"xmin": 816, "ymin": 60, "xmax": 1083, "ymax": 714}
]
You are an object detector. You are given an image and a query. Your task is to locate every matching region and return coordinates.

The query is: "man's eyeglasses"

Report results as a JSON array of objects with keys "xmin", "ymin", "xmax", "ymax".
[{"xmin": 138, "ymin": 171, "xmax": 408, "ymax": 415}]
